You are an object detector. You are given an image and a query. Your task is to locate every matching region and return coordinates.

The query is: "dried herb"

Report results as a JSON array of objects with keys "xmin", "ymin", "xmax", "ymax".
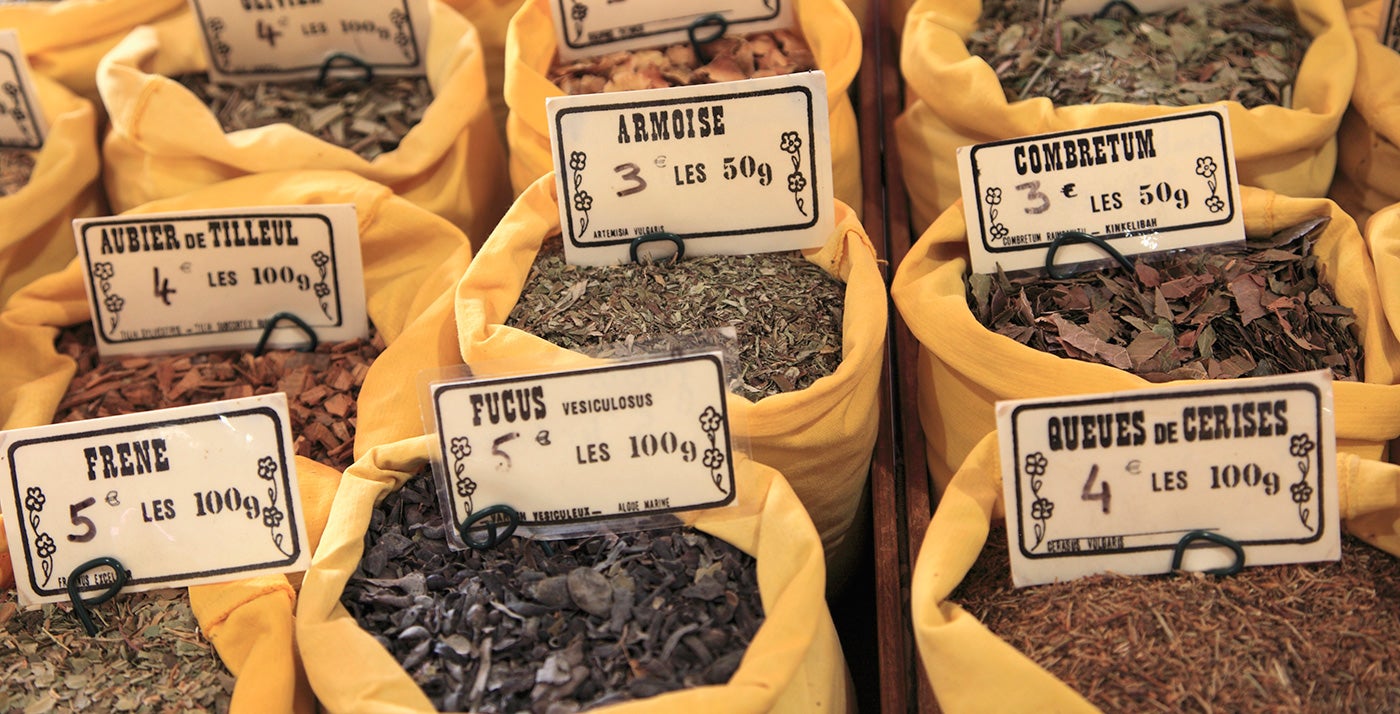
[
  {"xmin": 343, "ymin": 472, "xmax": 763, "ymax": 712},
  {"xmin": 549, "ymin": 30, "xmax": 816, "ymax": 94},
  {"xmin": 0, "ymin": 588, "xmax": 233, "ymax": 713},
  {"xmin": 957, "ymin": 528, "xmax": 1400, "ymax": 712},
  {"xmin": 0, "ymin": 148, "xmax": 35, "ymax": 197},
  {"xmin": 54, "ymin": 322, "xmax": 384, "ymax": 471},
  {"xmin": 967, "ymin": 218, "xmax": 1364, "ymax": 382},
  {"xmin": 176, "ymin": 74, "xmax": 433, "ymax": 161},
  {"xmin": 505, "ymin": 238, "xmax": 845, "ymax": 401},
  {"xmin": 968, "ymin": 0, "xmax": 1308, "ymax": 108}
]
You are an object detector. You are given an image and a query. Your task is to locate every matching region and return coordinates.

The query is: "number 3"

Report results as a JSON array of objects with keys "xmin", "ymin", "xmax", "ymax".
[
  {"xmin": 1017, "ymin": 180, "xmax": 1051, "ymax": 215},
  {"xmin": 614, "ymin": 163, "xmax": 647, "ymax": 197}
]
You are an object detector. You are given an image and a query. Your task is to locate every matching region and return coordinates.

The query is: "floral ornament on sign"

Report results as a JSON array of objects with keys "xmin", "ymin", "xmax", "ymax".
[
  {"xmin": 206, "ymin": 17, "xmax": 232, "ymax": 69},
  {"xmin": 1195, "ymin": 155, "xmax": 1225, "ymax": 214},
  {"xmin": 24, "ymin": 486, "xmax": 54, "ymax": 586},
  {"xmin": 698, "ymin": 406, "xmax": 727, "ymax": 494},
  {"xmin": 2, "ymin": 83, "xmax": 32, "ymax": 145},
  {"xmin": 569, "ymin": 151, "xmax": 591, "ymax": 235},
  {"xmin": 389, "ymin": 9, "xmax": 413, "ymax": 60},
  {"xmin": 1288, "ymin": 433, "xmax": 1316, "ymax": 531},
  {"xmin": 310, "ymin": 250, "xmax": 333, "ymax": 320},
  {"xmin": 450, "ymin": 436, "xmax": 478, "ymax": 516},
  {"xmin": 571, "ymin": 1, "xmax": 589, "ymax": 42},
  {"xmin": 1024, "ymin": 452, "xmax": 1054, "ymax": 551},
  {"xmin": 256, "ymin": 456, "xmax": 295, "ymax": 557},
  {"xmin": 984, "ymin": 187, "xmax": 1009, "ymax": 244},
  {"xmin": 92, "ymin": 262, "xmax": 124, "ymax": 332},
  {"xmin": 779, "ymin": 132, "xmax": 808, "ymax": 217}
]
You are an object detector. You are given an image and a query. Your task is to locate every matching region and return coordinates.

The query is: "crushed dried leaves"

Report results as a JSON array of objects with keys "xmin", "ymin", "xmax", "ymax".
[{"xmin": 549, "ymin": 30, "xmax": 816, "ymax": 94}]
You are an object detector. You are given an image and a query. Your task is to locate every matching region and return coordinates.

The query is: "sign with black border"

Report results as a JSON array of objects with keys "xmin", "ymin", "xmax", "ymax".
[
  {"xmin": 0, "ymin": 395, "xmax": 308, "ymax": 606},
  {"xmin": 428, "ymin": 353, "xmax": 737, "ymax": 548},
  {"xmin": 0, "ymin": 30, "xmax": 47, "ymax": 149},
  {"xmin": 996, "ymin": 371, "xmax": 1338, "ymax": 587}
]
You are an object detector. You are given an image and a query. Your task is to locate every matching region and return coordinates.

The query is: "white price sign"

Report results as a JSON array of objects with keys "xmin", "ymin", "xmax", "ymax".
[
  {"xmin": 73, "ymin": 204, "xmax": 367, "ymax": 356},
  {"xmin": 958, "ymin": 107, "xmax": 1244, "ymax": 274},
  {"xmin": 0, "ymin": 30, "xmax": 46, "ymax": 149},
  {"xmin": 0, "ymin": 395, "xmax": 309, "ymax": 605},
  {"xmin": 997, "ymin": 372, "xmax": 1338, "ymax": 588},
  {"xmin": 549, "ymin": 72, "xmax": 833, "ymax": 265},
  {"xmin": 428, "ymin": 353, "xmax": 737, "ymax": 547}
]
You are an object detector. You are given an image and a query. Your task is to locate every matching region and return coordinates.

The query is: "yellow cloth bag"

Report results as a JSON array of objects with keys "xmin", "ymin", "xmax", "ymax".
[
  {"xmin": 0, "ymin": 171, "xmax": 469, "ymax": 713},
  {"xmin": 0, "ymin": 0, "xmax": 186, "ymax": 102},
  {"xmin": 439, "ymin": 0, "xmax": 528, "ymax": 142},
  {"xmin": 1333, "ymin": 1, "xmax": 1400, "ymax": 228},
  {"xmin": 97, "ymin": 1, "xmax": 510, "ymax": 245},
  {"xmin": 890, "ymin": 187, "xmax": 1400, "ymax": 554},
  {"xmin": 0, "ymin": 73, "xmax": 103, "ymax": 308},
  {"xmin": 502, "ymin": 0, "xmax": 863, "ymax": 213},
  {"xmin": 911, "ymin": 430, "xmax": 1400, "ymax": 712},
  {"xmin": 895, "ymin": 0, "xmax": 1356, "ymax": 232},
  {"xmin": 297, "ymin": 435, "xmax": 854, "ymax": 713},
  {"xmin": 353, "ymin": 174, "xmax": 885, "ymax": 574}
]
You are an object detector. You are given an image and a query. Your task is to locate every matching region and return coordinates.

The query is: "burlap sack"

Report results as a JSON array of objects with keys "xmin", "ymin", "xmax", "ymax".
[
  {"xmin": 896, "ymin": 0, "xmax": 1356, "ymax": 232},
  {"xmin": 502, "ymin": 0, "xmax": 863, "ymax": 213},
  {"xmin": 97, "ymin": 0, "xmax": 510, "ymax": 244}
]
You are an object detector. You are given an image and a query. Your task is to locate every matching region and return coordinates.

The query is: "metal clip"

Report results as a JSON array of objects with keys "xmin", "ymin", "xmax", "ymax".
[
  {"xmin": 66, "ymin": 556, "xmax": 131, "ymax": 636},
  {"xmin": 1093, "ymin": 0, "xmax": 1142, "ymax": 19},
  {"xmin": 317, "ymin": 51, "xmax": 375, "ymax": 88},
  {"xmin": 1170, "ymin": 529, "xmax": 1245, "ymax": 577},
  {"xmin": 687, "ymin": 13, "xmax": 730, "ymax": 65},
  {"xmin": 254, "ymin": 312, "xmax": 319, "ymax": 356},
  {"xmin": 460, "ymin": 504, "xmax": 521, "ymax": 551},
  {"xmin": 629, "ymin": 231, "xmax": 686, "ymax": 265},
  {"xmin": 1044, "ymin": 230, "xmax": 1136, "ymax": 279}
]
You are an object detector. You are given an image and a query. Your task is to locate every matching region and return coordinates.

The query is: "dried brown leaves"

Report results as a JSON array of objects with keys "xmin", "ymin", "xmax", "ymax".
[
  {"xmin": 177, "ymin": 73, "xmax": 432, "ymax": 160},
  {"xmin": 968, "ymin": 0, "xmax": 1308, "ymax": 108},
  {"xmin": 958, "ymin": 529, "xmax": 1400, "ymax": 712},
  {"xmin": 0, "ymin": 148, "xmax": 35, "ymax": 197},
  {"xmin": 548, "ymin": 30, "xmax": 816, "ymax": 94},
  {"xmin": 967, "ymin": 218, "xmax": 1364, "ymax": 382},
  {"xmin": 506, "ymin": 238, "xmax": 846, "ymax": 401}
]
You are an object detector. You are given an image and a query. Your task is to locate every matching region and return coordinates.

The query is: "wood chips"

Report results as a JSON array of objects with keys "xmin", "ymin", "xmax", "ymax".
[{"xmin": 548, "ymin": 30, "xmax": 816, "ymax": 94}]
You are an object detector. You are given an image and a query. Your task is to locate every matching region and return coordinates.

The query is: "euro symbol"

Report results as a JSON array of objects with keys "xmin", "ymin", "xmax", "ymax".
[{"xmin": 1060, "ymin": 183, "xmax": 1078, "ymax": 198}]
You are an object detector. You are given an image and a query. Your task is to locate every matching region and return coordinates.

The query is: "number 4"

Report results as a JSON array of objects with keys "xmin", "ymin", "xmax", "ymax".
[{"xmin": 1081, "ymin": 465, "xmax": 1110, "ymax": 514}]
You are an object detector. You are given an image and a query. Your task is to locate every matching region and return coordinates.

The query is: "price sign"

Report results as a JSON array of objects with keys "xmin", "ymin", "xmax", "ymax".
[
  {"xmin": 957, "ymin": 107, "xmax": 1244, "ymax": 274},
  {"xmin": 550, "ymin": 0, "xmax": 795, "ymax": 61},
  {"xmin": 187, "ymin": 0, "xmax": 430, "ymax": 82},
  {"xmin": 73, "ymin": 204, "xmax": 367, "ymax": 356},
  {"xmin": 996, "ymin": 371, "xmax": 1338, "ymax": 588},
  {"xmin": 427, "ymin": 353, "xmax": 737, "ymax": 547},
  {"xmin": 548, "ymin": 71, "xmax": 833, "ymax": 265},
  {"xmin": 0, "ymin": 395, "xmax": 308, "ymax": 606},
  {"xmin": 0, "ymin": 30, "xmax": 46, "ymax": 149},
  {"xmin": 1382, "ymin": 0, "xmax": 1400, "ymax": 51}
]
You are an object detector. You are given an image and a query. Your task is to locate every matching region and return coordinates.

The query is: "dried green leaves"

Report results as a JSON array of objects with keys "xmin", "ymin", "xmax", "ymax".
[
  {"xmin": 967, "ymin": 218, "xmax": 1364, "ymax": 382},
  {"xmin": 178, "ymin": 73, "xmax": 432, "ymax": 160},
  {"xmin": 968, "ymin": 0, "xmax": 1309, "ymax": 108},
  {"xmin": 506, "ymin": 238, "xmax": 846, "ymax": 402}
]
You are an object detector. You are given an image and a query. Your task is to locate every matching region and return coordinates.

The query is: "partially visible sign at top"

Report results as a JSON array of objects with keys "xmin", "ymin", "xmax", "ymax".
[
  {"xmin": 0, "ymin": 30, "xmax": 47, "ymax": 149},
  {"xmin": 187, "ymin": 0, "xmax": 430, "ymax": 83},
  {"xmin": 1381, "ymin": 0, "xmax": 1400, "ymax": 51},
  {"xmin": 550, "ymin": 0, "xmax": 795, "ymax": 61}
]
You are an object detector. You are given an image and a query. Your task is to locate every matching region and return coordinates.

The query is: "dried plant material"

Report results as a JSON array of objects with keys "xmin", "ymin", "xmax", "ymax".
[
  {"xmin": 548, "ymin": 29, "xmax": 817, "ymax": 95},
  {"xmin": 0, "ymin": 148, "xmax": 35, "ymax": 197},
  {"xmin": 968, "ymin": 0, "xmax": 1308, "ymax": 108},
  {"xmin": 0, "ymin": 588, "xmax": 233, "ymax": 713},
  {"xmin": 966, "ymin": 219, "xmax": 1364, "ymax": 382},
  {"xmin": 54, "ymin": 322, "xmax": 385, "ymax": 471},
  {"xmin": 505, "ymin": 237, "xmax": 845, "ymax": 402},
  {"xmin": 176, "ymin": 74, "xmax": 433, "ymax": 161},
  {"xmin": 957, "ymin": 528, "xmax": 1400, "ymax": 712},
  {"xmin": 343, "ymin": 472, "xmax": 763, "ymax": 712}
]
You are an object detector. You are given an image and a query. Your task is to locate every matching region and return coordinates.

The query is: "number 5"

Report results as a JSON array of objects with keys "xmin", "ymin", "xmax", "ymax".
[{"xmin": 68, "ymin": 497, "xmax": 97, "ymax": 543}]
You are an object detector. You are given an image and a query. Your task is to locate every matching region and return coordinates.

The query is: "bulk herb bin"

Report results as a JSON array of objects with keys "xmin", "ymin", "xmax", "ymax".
[
  {"xmin": 297, "ymin": 436, "xmax": 853, "ymax": 713},
  {"xmin": 0, "ymin": 171, "xmax": 472, "ymax": 712},
  {"xmin": 96, "ymin": 0, "xmax": 510, "ymax": 245},
  {"xmin": 0, "ymin": 73, "xmax": 103, "ymax": 308},
  {"xmin": 1333, "ymin": 0, "xmax": 1400, "ymax": 227},
  {"xmin": 0, "ymin": 0, "xmax": 186, "ymax": 102},
  {"xmin": 351, "ymin": 175, "xmax": 886, "ymax": 585},
  {"xmin": 895, "ymin": 0, "xmax": 1356, "ymax": 231},
  {"xmin": 909, "ymin": 432, "xmax": 1400, "ymax": 713},
  {"xmin": 502, "ymin": 0, "xmax": 863, "ymax": 212},
  {"xmin": 889, "ymin": 187, "xmax": 1400, "ymax": 556}
]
